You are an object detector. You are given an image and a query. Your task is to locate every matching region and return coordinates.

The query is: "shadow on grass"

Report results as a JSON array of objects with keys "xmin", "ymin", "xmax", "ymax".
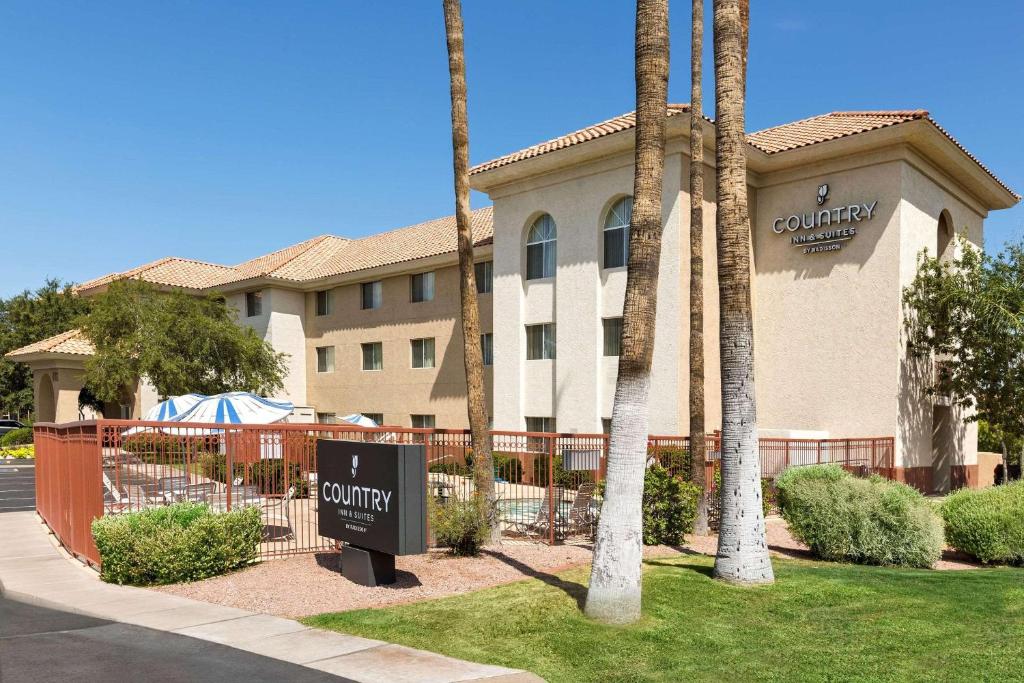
[
  {"xmin": 643, "ymin": 559, "xmax": 715, "ymax": 578},
  {"xmin": 482, "ymin": 549, "xmax": 588, "ymax": 609}
]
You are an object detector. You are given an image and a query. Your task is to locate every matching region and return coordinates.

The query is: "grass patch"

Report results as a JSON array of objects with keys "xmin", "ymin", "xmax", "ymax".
[{"xmin": 304, "ymin": 555, "xmax": 1024, "ymax": 682}]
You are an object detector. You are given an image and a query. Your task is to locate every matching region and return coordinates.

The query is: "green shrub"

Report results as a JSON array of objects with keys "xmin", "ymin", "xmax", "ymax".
[
  {"xmin": 941, "ymin": 481, "xmax": 1024, "ymax": 565},
  {"xmin": 0, "ymin": 444, "xmax": 34, "ymax": 459},
  {"xmin": 643, "ymin": 465, "xmax": 701, "ymax": 545},
  {"xmin": 492, "ymin": 452, "xmax": 524, "ymax": 483},
  {"xmin": 651, "ymin": 446, "xmax": 692, "ymax": 478},
  {"xmin": 197, "ymin": 452, "xmax": 245, "ymax": 484},
  {"xmin": 430, "ymin": 497, "xmax": 489, "ymax": 556},
  {"xmin": 249, "ymin": 459, "xmax": 310, "ymax": 498},
  {"xmin": 776, "ymin": 465, "xmax": 943, "ymax": 568},
  {"xmin": 532, "ymin": 454, "xmax": 594, "ymax": 488},
  {"xmin": 0, "ymin": 427, "xmax": 33, "ymax": 447},
  {"xmin": 429, "ymin": 462, "xmax": 468, "ymax": 476},
  {"xmin": 92, "ymin": 502, "xmax": 262, "ymax": 585}
]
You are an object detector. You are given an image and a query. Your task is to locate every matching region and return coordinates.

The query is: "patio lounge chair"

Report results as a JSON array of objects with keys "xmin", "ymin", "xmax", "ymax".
[
  {"xmin": 174, "ymin": 482, "xmax": 219, "ymax": 502},
  {"xmin": 261, "ymin": 486, "xmax": 296, "ymax": 541},
  {"xmin": 204, "ymin": 487, "xmax": 261, "ymax": 512},
  {"xmin": 565, "ymin": 481, "xmax": 597, "ymax": 538},
  {"xmin": 157, "ymin": 475, "xmax": 191, "ymax": 498},
  {"xmin": 125, "ymin": 484, "xmax": 164, "ymax": 510},
  {"xmin": 508, "ymin": 488, "xmax": 565, "ymax": 540}
]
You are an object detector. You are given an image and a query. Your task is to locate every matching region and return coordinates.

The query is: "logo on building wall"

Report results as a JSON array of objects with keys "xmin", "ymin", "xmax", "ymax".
[
  {"xmin": 816, "ymin": 184, "xmax": 829, "ymax": 205},
  {"xmin": 772, "ymin": 183, "xmax": 878, "ymax": 255}
]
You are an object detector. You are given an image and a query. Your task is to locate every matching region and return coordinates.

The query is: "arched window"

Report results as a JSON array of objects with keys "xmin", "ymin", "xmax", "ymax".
[
  {"xmin": 937, "ymin": 210, "xmax": 954, "ymax": 261},
  {"xmin": 603, "ymin": 196, "xmax": 632, "ymax": 269},
  {"xmin": 526, "ymin": 214, "xmax": 557, "ymax": 280}
]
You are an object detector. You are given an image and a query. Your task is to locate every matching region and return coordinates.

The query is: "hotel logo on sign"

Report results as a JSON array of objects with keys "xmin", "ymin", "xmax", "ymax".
[{"xmin": 772, "ymin": 184, "xmax": 878, "ymax": 254}]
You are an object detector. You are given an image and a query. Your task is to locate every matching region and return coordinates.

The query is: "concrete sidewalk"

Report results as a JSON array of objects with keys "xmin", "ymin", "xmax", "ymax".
[{"xmin": 0, "ymin": 510, "xmax": 541, "ymax": 683}]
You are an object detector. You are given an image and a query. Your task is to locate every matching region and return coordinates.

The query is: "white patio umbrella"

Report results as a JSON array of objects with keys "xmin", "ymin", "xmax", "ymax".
[
  {"xmin": 145, "ymin": 393, "xmax": 207, "ymax": 421},
  {"xmin": 340, "ymin": 413, "xmax": 379, "ymax": 428},
  {"xmin": 171, "ymin": 392, "xmax": 294, "ymax": 425}
]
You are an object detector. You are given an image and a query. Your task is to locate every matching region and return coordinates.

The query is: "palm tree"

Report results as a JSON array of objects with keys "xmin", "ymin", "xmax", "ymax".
[
  {"xmin": 689, "ymin": 0, "xmax": 709, "ymax": 535},
  {"xmin": 711, "ymin": 0, "xmax": 773, "ymax": 584},
  {"xmin": 585, "ymin": 0, "xmax": 670, "ymax": 625},
  {"xmin": 442, "ymin": 0, "xmax": 497, "ymax": 540}
]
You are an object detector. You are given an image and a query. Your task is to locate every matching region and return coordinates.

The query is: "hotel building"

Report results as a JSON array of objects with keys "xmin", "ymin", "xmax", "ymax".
[{"xmin": 9, "ymin": 107, "xmax": 1018, "ymax": 492}]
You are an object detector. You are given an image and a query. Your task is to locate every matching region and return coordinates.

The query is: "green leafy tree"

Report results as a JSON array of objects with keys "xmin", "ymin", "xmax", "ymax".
[
  {"xmin": 903, "ymin": 237, "xmax": 1024, "ymax": 478},
  {"xmin": 80, "ymin": 280, "xmax": 287, "ymax": 402},
  {"xmin": 0, "ymin": 279, "xmax": 91, "ymax": 418}
]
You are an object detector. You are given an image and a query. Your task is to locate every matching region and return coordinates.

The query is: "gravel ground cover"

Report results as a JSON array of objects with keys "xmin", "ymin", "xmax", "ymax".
[{"xmin": 154, "ymin": 517, "xmax": 980, "ymax": 617}]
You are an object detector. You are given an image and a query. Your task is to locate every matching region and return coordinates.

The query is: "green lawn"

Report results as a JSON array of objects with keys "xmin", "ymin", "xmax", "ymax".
[{"xmin": 303, "ymin": 555, "xmax": 1024, "ymax": 683}]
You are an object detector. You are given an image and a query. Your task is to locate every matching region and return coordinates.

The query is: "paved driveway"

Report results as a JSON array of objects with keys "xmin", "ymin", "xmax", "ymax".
[
  {"xmin": 0, "ymin": 596, "xmax": 354, "ymax": 683},
  {"xmin": 0, "ymin": 459, "xmax": 34, "ymax": 513}
]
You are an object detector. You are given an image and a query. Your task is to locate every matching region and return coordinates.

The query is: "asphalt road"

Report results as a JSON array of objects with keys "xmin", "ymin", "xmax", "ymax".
[
  {"xmin": 0, "ymin": 460, "xmax": 34, "ymax": 513},
  {"xmin": 0, "ymin": 596, "xmax": 354, "ymax": 683},
  {"xmin": 0, "ymin": 462, "xmax": 352, "ymax": 682}
]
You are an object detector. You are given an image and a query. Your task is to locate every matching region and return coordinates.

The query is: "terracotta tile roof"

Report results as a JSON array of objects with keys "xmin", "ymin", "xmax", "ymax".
[
  {"xmin": 76, "ymin": 207, "xmax": 495, "ymax": 291},
  {"xmin": 470, "ymin": 104, "xmax": 692, "ymax": 175},
  {"xmin": 5, "ymin": 329, "xmax": 94, "ymax": 358},
  {"xmin": 746, "ymin": 110, "xmax": 928, "ymax": 153},
  {"xmin": 75, "ymin": 257, "xmax": 237, "ymax": 293},
  {"xmin": 748, "ymin": 110, "xmax": 1017, "ymax": 198}
]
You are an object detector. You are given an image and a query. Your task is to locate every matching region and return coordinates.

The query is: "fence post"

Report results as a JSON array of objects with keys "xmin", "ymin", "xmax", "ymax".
[
  {"xmin": 548, "ymin": 435, "xmax": 555, "ymax": 546},
  {"xmin": 816, "ymin": 440, "xmax": 822, "ymax": 464}
]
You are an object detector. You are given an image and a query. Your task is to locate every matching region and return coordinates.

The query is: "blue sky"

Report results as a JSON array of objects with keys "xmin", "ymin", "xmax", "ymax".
[{"xmin": 1, "ymin": 1, "xmax": 1021, "ymax": 297}]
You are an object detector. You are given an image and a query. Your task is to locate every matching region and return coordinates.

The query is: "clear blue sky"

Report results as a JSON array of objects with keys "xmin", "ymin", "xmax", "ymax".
[{"xmin": 2, "ymin": 1, "xmax": 1021, "ymax": 297}]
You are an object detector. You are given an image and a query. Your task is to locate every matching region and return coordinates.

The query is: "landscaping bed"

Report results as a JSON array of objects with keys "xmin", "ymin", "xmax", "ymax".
[{"xmin": 153, "ymin": 518, "xmax": 980, "ymax": 616}]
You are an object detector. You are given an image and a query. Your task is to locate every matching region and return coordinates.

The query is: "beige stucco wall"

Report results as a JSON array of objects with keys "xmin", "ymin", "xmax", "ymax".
[
  {"xmin": 304, "ymin": 263, "xmax": 493, "ymax": 428},
  {"xmin": 228, "ymin": 287, "xmax": 308, "ymax": 406},
  {"xmin": 490, "ymin": 145, "xmax": 700, "ymax": 434}
]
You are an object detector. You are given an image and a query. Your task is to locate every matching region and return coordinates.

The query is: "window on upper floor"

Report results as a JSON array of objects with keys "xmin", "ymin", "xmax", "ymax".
[
  {"xmin": 316, "ymin": 346, "xmax": 335, "ymax": 373},
  {"xmin": 363, "ymin": 412, "xmax": 384, "ymax": 425},
  {"xmin": 481, "ymin": 332, "xmax": 493, "ymax": 366},
  {"xmin": 361, "ymin": 342, "xmax": 383, "ymax": 371},
  {"xmin": 525, "ymin": 323, "xmax": 556, "ymax": 360},
  {"xmin": 315, "ymin": 290, "xmax": 331, "ymax": 316},
  {"xmin": 603, "ymin": 196, "xmax": 632, "ymax": 269},
  {"xmin": 475, "ymin": 261, "xmax": 493, "ymax": 294},
  {"xmin": 411, "ymin": 272, "xmax": 435, "ymax": 303},
  {"xmin": 245, "ymin": 291, "xmax": 263, "ymax": 317},
  {"xmin": 317, "ymin": 412, "xmax": 338, "ymax": 424},
  {"xmin": 603, "ymin": 317, "xmax": 623, "ymax": 357},
  {"xmin": 411, "ymin": 337, "xmax": 435, "ymax": 369},
  {"xmin": 526, "ymin": 215, "xmax": 557, "ymax": 280},
  {"xmin": 361, "ymin": 281, "xmax": 382, "ymax": 310}
]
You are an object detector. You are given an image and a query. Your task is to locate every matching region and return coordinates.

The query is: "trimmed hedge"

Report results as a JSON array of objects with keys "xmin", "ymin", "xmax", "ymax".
[
  {"xmin": 197, "ymin": 452, "xmax": 309, "ymax": 497},
  {"xmin": 0, "ymin": 427, "xmax": 33, "ymax": 447},
  {"xmin": 776, "ymin": 465, "xmax": 943, "ymax": 568},
  {"xmin": 92, "ymin": 502, "xmax": 262, "ymax": 585},
  {"xmin": 942, "ymin": 481, "xmax": 1024, "ymax": 565}
]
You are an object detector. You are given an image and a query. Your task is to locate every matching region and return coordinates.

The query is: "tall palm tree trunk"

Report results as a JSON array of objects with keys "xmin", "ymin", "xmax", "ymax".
[
  {"xmin": 585, "ymin": 0, "xmax": 670, "ymax": 625},
  {"xmin": 689, "ymin": 0, "xmax": 709, "ymax": 535},
  {"xmin": 711, "ymin": 0, "xmax": 773, "ymax": 584},
  {"xmin": 442, "ymin": 0, "xmax": 497, "ymax": 541}
]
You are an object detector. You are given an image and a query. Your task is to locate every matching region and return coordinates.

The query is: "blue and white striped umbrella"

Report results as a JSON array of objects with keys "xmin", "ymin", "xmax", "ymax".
[
  {"xmin": 144, "ymin": 393, "xmax": 207, "ymax": 422},
  {"xmin": 341, "ymin": 413, "xmax": 379, "ymax": 428},
  {"xmin": 171, "ymin": 392, "xmax": 294, "ymax": 425}
]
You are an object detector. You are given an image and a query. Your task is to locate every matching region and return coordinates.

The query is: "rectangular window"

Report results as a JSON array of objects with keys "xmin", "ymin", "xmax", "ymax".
[
  {"xmin": 361, "ymin": 281, "xmax": 382, "ymax": 310},
  {"xmin": 410, "ymin": 272, "xmax": 435, "ymax": 303},
  {"xmin": 603, "ymin": 226, "xmax": 628, "ymax": 269},
  {"xmin": 475, "ymin": 261, "xmax": 493, "ymax": 294},
  {"xmin": 525, "ymin": 323, "xmax": 556, "ymax": 360},
  {"xmin": 480, "ymin": 332, "xmax": 493, "ymax": 366},
  {"xmin": 361, "ymin": 342, "xmax": 383, "ymax": 371},
  {"xmin": 316, "ymin": 346, "xmax": 335, "ymax": 373},
  {"xmin": 317, "ymin": 412, "xmax": 338, "ymax": 424},
  {"xmin": 526, "ymin": 416, "xmax": 555, "ymax": 433},
  {"xmin": 119, "ymin": 404, "xmax": 132, "ymax": 420},
  {"xmin": 603, "ymin": 317, "xmax": 623, "ymax": 357},
  {"xmin": 245, "ymin": 291, "xmax": 262, "ymax": 317},
  {"xmin": 411, "ymin": 414, "xmax": 435, "ymax": 429},
  {"xmin": 315, "ymin": 290, "xmax": 331, "ymax": 316},
  {"xmin": 363, "ymin": 413, "xmax": 384, "ymax": 425},
  {"xmin": 411, "ymin": 337, "xmax": 435, "ymax": 369}
]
